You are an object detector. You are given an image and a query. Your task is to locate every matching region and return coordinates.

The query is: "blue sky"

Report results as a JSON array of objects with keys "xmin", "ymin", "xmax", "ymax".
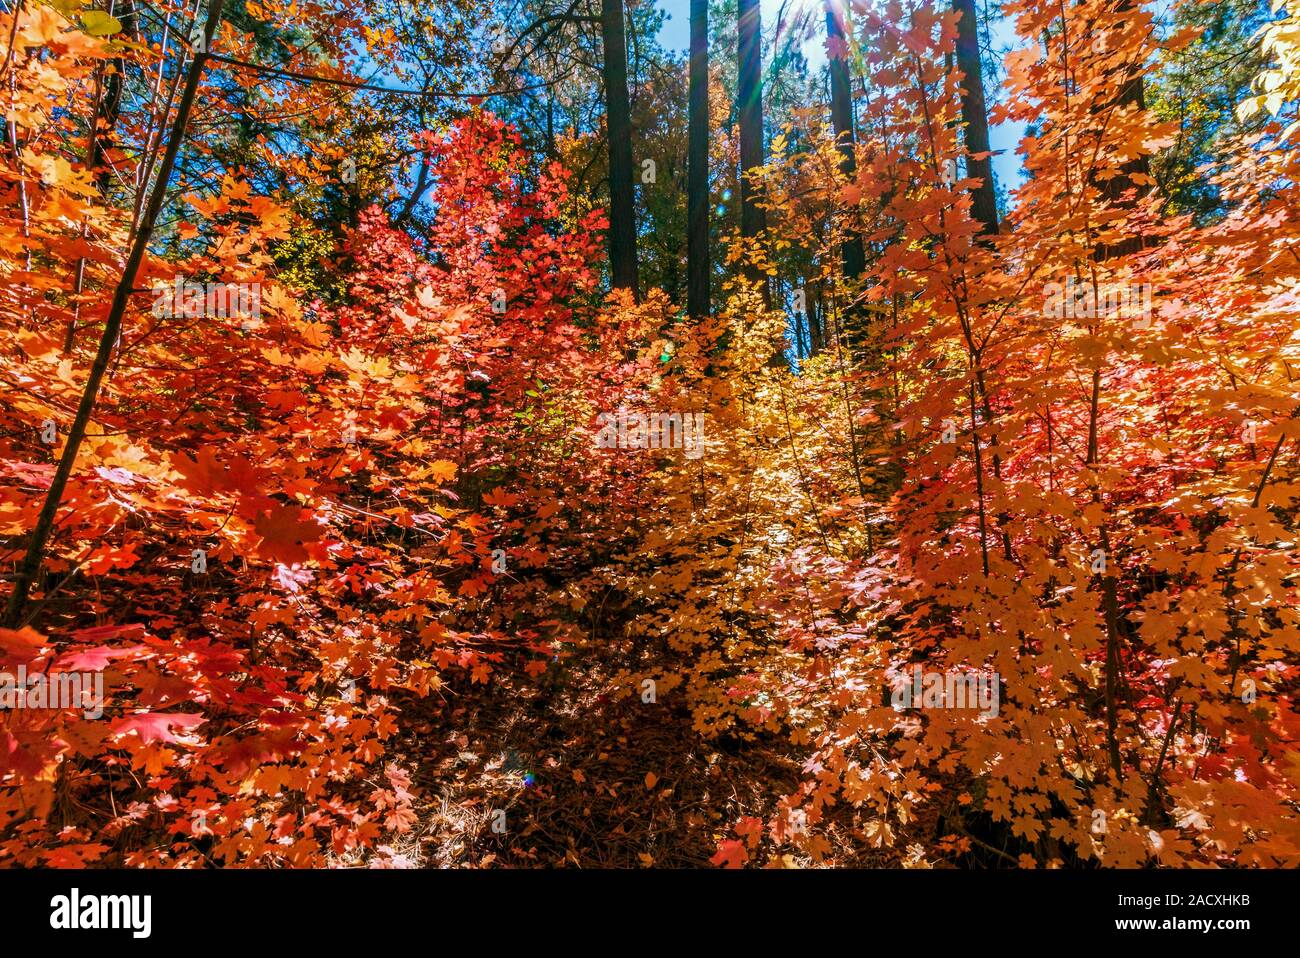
[{"xmin": 654, "ymin": 0, "xmax": 1027, "ymax": 190}]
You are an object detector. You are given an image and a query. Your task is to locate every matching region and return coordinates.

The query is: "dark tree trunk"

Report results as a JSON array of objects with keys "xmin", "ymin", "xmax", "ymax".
[
  {"xmin": 1096, "ymin": 2, "xmax": 1150, "ymax": 261},
  {"xmin": 825, "ymin": 0, "xmax": 864, "ymax": 280},
  {"xmin": 546, "ymin": 96, "xmax": 556, "ymax": 159},
  {"xmin": 952, "ymin": 0, "xmax": 998, "ymax": 236},
  {"xmin": 737, "ymin": 0, "xmax": 764, "ymax": 241},
  {"xmin": 64, "ymin": 0, "xmax": 134, "ymax": 353},
  {"xmin": 687, "ymin": 0, "xmax": 710, "ymax": 319},
  {"xmin": 601, "ymin": 0, "xmax": 640, "ymax": 297},
  {"xmin": 810, "ymin": 284, "xmax": 824, "ymax": 354},
  {"xmin": 93, "ymin": 1, "xmax": 131, "ymax": 194}
]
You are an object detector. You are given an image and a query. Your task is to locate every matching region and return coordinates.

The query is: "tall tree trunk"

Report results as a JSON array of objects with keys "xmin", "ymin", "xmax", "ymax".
[
  {"xmin": 825, "ymin": 0, "xmax": 864, "ymax": 280},
  {"xmin": 686, "ymin": 0, "xmax": 710, "ymax": 319},
  {"xmin": 64, "ymin": 0, "xmax": 135, "ymax": 354},
  {"xmin": 1096, "ymin": 0, "xmax": 1149, "ymax": 261},
  {"xmin": 93, "ymin": 1, "xmax": 130, "ymax": 194},
  {"xmin": 3, "ymin": 0, "xmax": 228, "ymax": 629},
  {"xmin": 952, "ymin": 0, "xmax": 998, "ymax": 236},
  {"xmin": 601, "ymin": 0, "xmax": 639, "ymax": 297},
  {"xmin": 810, "ymin": 283, "xmax": 824, "ymax": 354},
  {"xmin": 737, "ymin": 0, "xmax": 764, "ymax": 241},
  {"xmin": 546, "ymin": 95, "xmax": 556, "ymax": 159}
]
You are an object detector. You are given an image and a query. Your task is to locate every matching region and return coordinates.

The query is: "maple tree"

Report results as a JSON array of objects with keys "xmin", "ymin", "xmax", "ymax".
[{"xmin": 1, "ymin": 0, "xmax": 1298, "ymax": 872}]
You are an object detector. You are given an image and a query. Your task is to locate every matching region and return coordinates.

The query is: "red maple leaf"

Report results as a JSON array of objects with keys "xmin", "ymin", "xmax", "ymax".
[
  {"xmin": 112, "ymin": 712, "xmax": 206, "ymax": 745},
  {"xmin": 710, "ymin": 839, "xmax": 748, "ymax": 869},
  {"xmin": 56, "ymin": 644, "xmax": 148, "ymax": 671}
]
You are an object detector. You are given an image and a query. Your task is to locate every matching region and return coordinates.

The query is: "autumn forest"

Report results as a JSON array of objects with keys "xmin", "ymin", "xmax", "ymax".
[{"xmin": 1, "ymin": 0, "xmax": 1298, "ymax": 881}]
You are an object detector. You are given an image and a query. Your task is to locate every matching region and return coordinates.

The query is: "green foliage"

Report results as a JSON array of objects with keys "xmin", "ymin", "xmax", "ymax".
[{"xmin": 1149, "ymin": 0, "xmax": 1275, "ymax": 221}]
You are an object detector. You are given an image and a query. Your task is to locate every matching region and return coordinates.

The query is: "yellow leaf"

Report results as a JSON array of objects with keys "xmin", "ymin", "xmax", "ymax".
[
  {"xmin": 81, "ymin": 10, "xmax": 122, "ymax": 35},
  {"xmin": 429, "ymin": 459, "xmax": 458, "ymax": 482}
]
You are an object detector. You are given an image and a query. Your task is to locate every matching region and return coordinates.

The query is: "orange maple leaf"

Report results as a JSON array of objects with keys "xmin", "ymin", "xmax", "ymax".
[{"xmin": 253, "ymin": 505, "xmax": 322, "ymax": 564}]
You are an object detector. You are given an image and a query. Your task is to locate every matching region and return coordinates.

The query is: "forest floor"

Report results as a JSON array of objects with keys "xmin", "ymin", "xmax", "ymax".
[
  {"xmin": 371, "ymin": 617, "xmax": 923, "ymax": 868},
  {"xmin": 364, "ymin": 619, "xmax": 813, "ymax": 868}
]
